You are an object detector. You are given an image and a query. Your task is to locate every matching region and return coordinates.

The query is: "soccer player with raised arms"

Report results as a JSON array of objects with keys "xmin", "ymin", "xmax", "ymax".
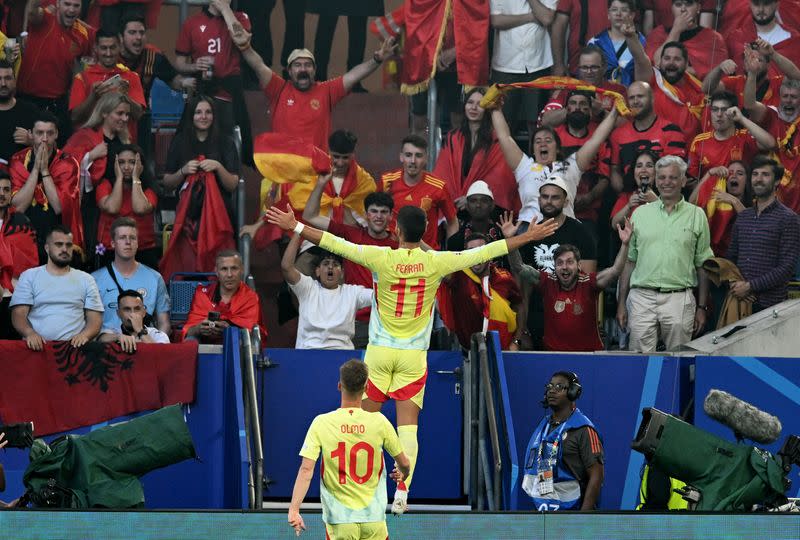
[
  {"xmin": 288, "ymin": 359, "xmax": 410, "ymax": 539},
  {"xmin": 267, "ymin": 204, "xmax": 558, "ymax": 514}
]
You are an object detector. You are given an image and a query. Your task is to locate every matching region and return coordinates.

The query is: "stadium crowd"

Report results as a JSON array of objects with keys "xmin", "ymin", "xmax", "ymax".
[{"xmin": 2, "ymin": 0, "xmax": 800, "ymax": 520}]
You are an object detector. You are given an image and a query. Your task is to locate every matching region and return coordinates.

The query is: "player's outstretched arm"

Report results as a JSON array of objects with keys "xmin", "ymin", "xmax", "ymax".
[
  {"xmin": 288, "ymin": 458, "xmax": 315, "ymax": 536},
  {"xmin": 504, "ymin": 218, "xmax": 558, "ymax": 252},
  {"xmin": 265, "ymin": 205, "xmax": 324, "ymax": 245}
]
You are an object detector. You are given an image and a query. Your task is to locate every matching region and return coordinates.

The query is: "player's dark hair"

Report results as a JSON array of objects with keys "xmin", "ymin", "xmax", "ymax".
[
  {"xmin": 750, "ymin": 154, "xmax": 785, "ymax": 186},
  {"xmin": 32, "ymin": 111, "xmax": 60, "ymax": 129},
  {"xmin": 396, "ymin": 205, "xmax": 427, "ymax": 243},
  {"xmin": 709, "ymin": 90, "xmax": 737, "ymax": 110},
  {"xmin": 117, "ymin": 289, "xmax": 144, "ymax": 305},
  {"xmin": 364, "ymin": 191, "xmax": 394, "ymax": 211},
  {"xmin": 340, "ymin": 359, "xmax": 368, "ymax": 394},
  {"xmin": 401, "ymin": 133, "xmax": 428, "ymax": 151},
  {"xmin": 111, "ymin": 216, "xmax": 137, "ymax": 240},
  {"xmin": 661, "ymin": 41, "xmax": 689, "ymax": 62},
  {"xmin": 46, "ymin": 224, "xmax": 72, "ymax": 241},
  {"xmin": 120, "ymin": 14, "xmax": 147, "ymax": 33},
  {"xmin": 0, "ymin": 59, "xmax": 14, "ymax": 72},
  {"xmin": 0, "ymin": 169, "xmax": 10, "ymax": 182},
  {"xmin": 329, "ymin": 130, "xmax": 358, "ymax": 154},
  {"xmin": 554, "ymin": 243, "xmax": 582, "ymax": 263},
  {"xmin": 96, "ymin": 28, "xmax": 120, "ymax": 43}
]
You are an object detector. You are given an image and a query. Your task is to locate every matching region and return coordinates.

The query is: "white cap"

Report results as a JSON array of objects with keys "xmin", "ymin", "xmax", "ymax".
[
  {"xmin": 540, "ymin": 174, "xmax": 569, "ymax": 196},
  {"xmin": 466, "ymin": 180, "xmax": 494, "ymax": 200}
]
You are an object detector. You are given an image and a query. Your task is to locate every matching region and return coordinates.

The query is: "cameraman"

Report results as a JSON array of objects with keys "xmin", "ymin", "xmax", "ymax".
[{"xmin": 98, "ymin": 290, "xmax": 169, "ymax": 352}]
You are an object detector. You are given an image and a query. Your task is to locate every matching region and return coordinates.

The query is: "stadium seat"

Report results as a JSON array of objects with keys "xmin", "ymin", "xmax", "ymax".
[{"xmin": 169, "ymin": 272, "xmax": 218, "ymax": 326}]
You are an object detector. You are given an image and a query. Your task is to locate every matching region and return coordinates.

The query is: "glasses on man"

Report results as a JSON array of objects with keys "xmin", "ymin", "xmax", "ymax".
[
  {"xmin": 544, "ymin": 383, "xmax": 569, "ymax": 392},
  {"xmin": 578, "ymin": 65, "xmax": 603, "ymax": 73}
]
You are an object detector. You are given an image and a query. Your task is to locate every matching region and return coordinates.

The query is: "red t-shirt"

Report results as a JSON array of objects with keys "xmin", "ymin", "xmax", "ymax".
[
  {"xmin": 175, "ymin": 9, "xmax": 251, "ymax": 78},
  {"xmin": 688, "ymin": 130, "xmax": 759, "ymax": 179},
  {"xmin": 719, "ymin": 0, "xmax": 800, "ymax": 37},
  {"xmin": 263, "ymin": 75, "xmax": 348, "ymax": 151},
  {"xmin": 645, "ymin": 26, "xmax": 728, "ymax": 80},
  {"xmin": 379, "ymin": 169, "xmax": 457, "ymax": 250},
  {"xmin": 555, "ymin": 0, "xmax": 609, "ymax": 72},
  {"xmin": 722, "ymin": 75, "xmax": 782, "ymax": 109},
  {"xmin": 555, "ymin": 123, "xmax": 609, "ymax": 222},
  {"xmin": 17, "ymin": 9, "xmax": 94, "ymax": 98},
  {"xmin": 539, "ymin": 271, "xmax": 603, "ymax": 352},
  {"xmin": 609, "ymin": 116, "xmax": 687, "ymax": 176},
  {"xmin": 726, "ymin": 25, "xmax": 800, "ymax": 79},
  {"xmin": 641, "ymin": 0, "xmax": 716, "ymax": 29},
  {"xmin": 328, "ymin": 220, "xmax": 398, "ymax": 322},
  {"xmin": 95, "ymin": 180, "xmax": 158, "ymax": 249}
]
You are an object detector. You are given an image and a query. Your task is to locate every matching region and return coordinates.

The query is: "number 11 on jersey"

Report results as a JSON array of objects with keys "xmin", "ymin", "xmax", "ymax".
[{"xmin": 390, "ymin": 278, "xmax": 426, "ymax": 317}]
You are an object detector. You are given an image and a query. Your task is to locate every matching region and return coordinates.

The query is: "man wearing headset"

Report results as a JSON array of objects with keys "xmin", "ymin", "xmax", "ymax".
[{"xmin": 522, "ymin": 371, "xmax": 604, "ymax": 511}]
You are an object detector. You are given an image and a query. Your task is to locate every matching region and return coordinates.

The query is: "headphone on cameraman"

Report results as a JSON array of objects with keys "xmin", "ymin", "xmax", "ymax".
[{"xmin": 541, "ymin": 371, "xmax": 583, "ymax": 406}]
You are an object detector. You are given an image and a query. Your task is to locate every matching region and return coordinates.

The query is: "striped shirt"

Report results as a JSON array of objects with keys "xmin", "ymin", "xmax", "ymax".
[{"xmin": 727, "ymin": 199, "xmax": 800, "ymax": 308}]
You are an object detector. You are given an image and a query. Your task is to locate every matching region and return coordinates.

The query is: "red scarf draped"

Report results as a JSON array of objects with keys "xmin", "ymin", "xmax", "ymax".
[
  {"xmin": 0, "ymin": 231, "xmax": 12, "ymax": 291},
  {"xmin": 181, "ymin": 282, "xmax": 266, "ymax": 343},
  {"xmin": 1, "ymin": 207, "xmax": 39, "ymax": 286},
  {"xmin": 9, "ymin": 147, "xmax": 83, "ymax": 252},
  {"xmin": 160, "ymin": 167, "xmax": 234, "ymax": 281},
  {"xmin": 696, "ymin": 175, "xmax": 737, "ymax": 257},
  {"xmin": 433, "ymin": 130, "xmax": 520, "ymax": 212},
  {"xmin": 63, "ymin": 126, "xmax": 108, "ymax": 189}
]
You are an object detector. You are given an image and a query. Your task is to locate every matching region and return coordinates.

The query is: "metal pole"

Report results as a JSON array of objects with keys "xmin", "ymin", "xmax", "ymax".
[
  {"xmin": 479, "ymin": 337, "xmax": 503, "ymax": 511},
  {"xmin": 426, "ymin": 78, "xmax": 439, "ymax": 166},
  {"xmin": 241, "ymin": 328, "xmax": 265, "ymax": 508},
  {"xmin": 468, "ymin": 335, "xmax": 480, "ymax": 509}
]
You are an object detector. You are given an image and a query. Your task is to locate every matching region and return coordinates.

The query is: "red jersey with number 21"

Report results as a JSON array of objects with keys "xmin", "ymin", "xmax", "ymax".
[{"xmin": 175, "ymin": 9, "xmax": 251, "ymax": 78}]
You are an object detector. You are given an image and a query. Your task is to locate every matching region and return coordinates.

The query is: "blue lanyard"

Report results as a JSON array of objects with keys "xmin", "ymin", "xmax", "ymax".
[{"xmin": 537, "ymin": 420, "xmax": 569, "ymax": 466}]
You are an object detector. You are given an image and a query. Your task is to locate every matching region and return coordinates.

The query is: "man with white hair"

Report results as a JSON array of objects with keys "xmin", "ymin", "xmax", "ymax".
[{"xmin": 617, "ymin": 155, "xmax": 714, "ymax": 352}]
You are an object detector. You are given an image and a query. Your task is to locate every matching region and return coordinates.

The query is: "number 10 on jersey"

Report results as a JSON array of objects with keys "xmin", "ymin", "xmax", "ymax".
[{"xmin": 331, "ymin": 441, "xmax": 376, "ymax": 484}]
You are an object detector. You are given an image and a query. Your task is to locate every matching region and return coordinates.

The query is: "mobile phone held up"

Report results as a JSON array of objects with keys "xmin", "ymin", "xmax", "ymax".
[{"xmin": 207, "ymin": 311, "xmax": 221, "ymax": 322}]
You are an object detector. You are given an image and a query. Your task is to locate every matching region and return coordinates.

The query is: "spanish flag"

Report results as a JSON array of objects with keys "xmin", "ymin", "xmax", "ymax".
[
  {"xmin": 696, "ymin": 174, "xmax": 736, "ymax": 257},
  {"xmin": 480, "ymin": 76, "xmax": 632, "ymax": 118}
]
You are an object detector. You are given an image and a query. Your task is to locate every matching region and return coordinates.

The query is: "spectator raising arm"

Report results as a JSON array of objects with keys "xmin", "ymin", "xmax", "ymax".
[
  {"xmin": 302, "ymin": 174, "xmax": 335, "ymax": 230},
  {"xmin": 280, "ymin": 232, "xmax": 304, "ymax": 286},
  {"xmin": 491, "ymin": 107, "xmax": 525, "ymax": 170},
  {"xmin": 596, "ymin": 220, "xmax": 633, "ymax": 289},
  {"xmin": 727, "ymin": 106, "xmax": 777, "ymax": 151},
  {"xmin": 341, "ymin": 37, "xmax": 397, "ymax": 92},
  {"xmin": 575, "ymin": 107, "xmax": 618, "ymax": 171}
]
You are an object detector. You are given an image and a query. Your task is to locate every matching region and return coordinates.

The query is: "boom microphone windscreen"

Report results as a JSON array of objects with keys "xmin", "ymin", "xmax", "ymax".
[{"xmin": 703, "ymin": 389, "xmax": 782, "ymax": 445}]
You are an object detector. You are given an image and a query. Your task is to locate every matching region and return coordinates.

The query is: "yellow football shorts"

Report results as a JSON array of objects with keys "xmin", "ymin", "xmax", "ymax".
[
  {"xmin": 363, "ymin": 344, "xmax": 428, "ymax": 410},
  {"xmin": 324, "ymin": 520, "xmax": 388, "ymax": 540}
]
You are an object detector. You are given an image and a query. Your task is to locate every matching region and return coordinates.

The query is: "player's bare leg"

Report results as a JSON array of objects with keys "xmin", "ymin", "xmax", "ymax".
[{"xmin": 392, "ymin": 399, "xmax": 421, "ymax": 515}]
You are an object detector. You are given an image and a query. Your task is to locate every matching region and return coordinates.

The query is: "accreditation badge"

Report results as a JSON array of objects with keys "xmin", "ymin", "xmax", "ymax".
[{"xmin": 534, "ymin": 467, "xmax": 554, "ymax": 496}]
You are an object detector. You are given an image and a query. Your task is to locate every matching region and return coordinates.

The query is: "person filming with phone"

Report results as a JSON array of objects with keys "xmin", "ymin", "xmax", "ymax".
[
  {"xmin": 98, "ymin": 289, "xmax": 169, "ymax": 351},
  {"xmin": 182, "ymin": 249, "xmax": 266, "ymax": 343}
]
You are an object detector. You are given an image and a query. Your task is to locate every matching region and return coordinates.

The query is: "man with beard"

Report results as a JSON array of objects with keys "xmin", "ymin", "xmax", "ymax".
[
  {"xmin": 380, "ymin": 134, "xmax": 458, "ymax": 250},
  {"xmin": 541, "ymin": 46, "xmax": 625, "ymax": 128},
  {"xmin": 617, "ymin": 155, "xmax": 713, "ymax": 352},
  {"xmin": 10, "ymin": 112, "xmax": 82, "ymax": 263},
  {"xmin": 226, "ymin": 3, "xmax": 396, "ymax": 152},
  {"xmin": 183, "ymin": 249, "xmax": 266, "ymax": 343},
  {"xmin": 608, "ymin": 81, "xmax": 687, "ymax": 192},
  {"xmin": 302, "ymin": 182, "xmax": 397, "ymax": 348},
  {"xmin": 0, "ymin": 61, "xmax": 40, "ymax": 166},
  {"xmin": 10, "ymin": 225, "xmax": 103, "ymax": 351},
  {"xmin": 282, "ymin": 233, "xmax": 372, "ymax": 350},
  {"xmin": 517, "ymin": 175, "xmax": 597, "ymax": 350},
  {"xmin": 118, "ymin": 14, "xmax": 195, "ymax": 102},
  {"xmin": 509, "ymin": 217, "xmax": 631, "ymax": 351},
  {"xmin": 726, "ymin": 0, "xmax": 800, "ymax": 78},
  {"xmin": 645, "ymin": 0, "xmax": 728, "ymax": 80},
  {"xmin": 69, "ymin": 29, "xmax": 146, "ymax": 130},
  {"xmin": 744, "ymin": 65, "xmax": 800, "ymax": 142},
  {"xmin": 554, "ymin": 91, "xmax": 610, "ymax": 230},
  {"xmin": 687, "ymin": 91, "xmax": 776, "ymax": 182},
  {"xmin": 16, "ymin": 0, "xmax": 95, "ymax": 144},
  {"xmin": 727, "ymin": 155, "xmax": 800, "ymax": 312},
  {"xmin": 0, "ymin": 173, "xmax": 39, "ymax": 339}
]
